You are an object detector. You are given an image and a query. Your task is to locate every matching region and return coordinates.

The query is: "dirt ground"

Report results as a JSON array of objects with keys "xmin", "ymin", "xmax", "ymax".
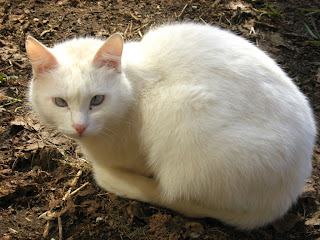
[{"xmin": 0, "ymin": 0, "xmax": 319, "ymax": 239}]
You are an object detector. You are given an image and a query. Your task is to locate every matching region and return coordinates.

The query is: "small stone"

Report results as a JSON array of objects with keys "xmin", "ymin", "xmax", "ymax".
[
  {"xmin": 96, "ymin": 217, "xmax": 104, "ymax": 223},
  {"xmin": 190, "ymin": 232, "xmax": 200, "ymax": 239}
]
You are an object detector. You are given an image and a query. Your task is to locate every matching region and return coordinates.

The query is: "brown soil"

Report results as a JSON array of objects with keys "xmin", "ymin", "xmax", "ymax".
[{"xmin": 0, "ymin": 0, "xmax": 319, "ymax": 239}]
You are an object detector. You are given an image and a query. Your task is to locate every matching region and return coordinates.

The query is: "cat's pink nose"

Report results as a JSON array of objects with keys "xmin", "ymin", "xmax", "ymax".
[{"xmin": 72, "ymin": 124, "xmax": 87, "ymax": 135}]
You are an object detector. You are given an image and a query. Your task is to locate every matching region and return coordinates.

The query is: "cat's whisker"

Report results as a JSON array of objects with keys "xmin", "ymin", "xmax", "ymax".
[
  {"xmin": 122, "ymin": 121, "xmax": 135, "ymax": 128},
  {"xmin": 100, "ymin": 127, "xmax": 118, "ymax": 140},
  {"xmin": 97, "ymin": 131, "xmax": 115, "ymax": 145}
]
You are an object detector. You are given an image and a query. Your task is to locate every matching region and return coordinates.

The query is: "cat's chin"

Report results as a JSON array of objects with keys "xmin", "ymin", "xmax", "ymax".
[{"xmin": 63, "ymin": 132, "xmax": 92, "ymax": 140}]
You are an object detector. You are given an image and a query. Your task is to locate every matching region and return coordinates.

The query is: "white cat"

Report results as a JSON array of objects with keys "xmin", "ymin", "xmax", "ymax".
[{"xmin": 26, "ymin": 23, "xmax": 316, "ymax": 230}]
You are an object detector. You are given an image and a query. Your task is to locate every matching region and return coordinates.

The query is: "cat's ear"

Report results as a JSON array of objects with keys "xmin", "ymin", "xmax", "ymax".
[
  {"xmin": 93, "ymin": 33, "xmax": 123, "ymax": 71},
  {"xmin": 26, "ymin": 36, "xmax": 58, "ymax": 75}
]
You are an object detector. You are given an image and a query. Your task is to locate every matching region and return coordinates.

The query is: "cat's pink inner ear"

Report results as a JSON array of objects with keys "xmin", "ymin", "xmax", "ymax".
[
  {"xmin": 26, "ymin": 36, "xmax": 58, "ymax": 74},
  {"xmin": 93, "ymin": 33, "xmax": 123, "ymax": 70}
]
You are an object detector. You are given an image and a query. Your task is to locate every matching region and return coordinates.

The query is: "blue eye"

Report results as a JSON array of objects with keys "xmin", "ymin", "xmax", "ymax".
[
  {"xmin": 90, "ymin": 95, "xmax": 104, "ymax": 106},
  {"xmin": 54, "ymin": 97, "xmax": 68, "ymax": 107}
]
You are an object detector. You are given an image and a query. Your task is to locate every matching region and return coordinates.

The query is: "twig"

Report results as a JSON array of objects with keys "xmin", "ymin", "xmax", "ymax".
[
  {"xmin": 39, "ymin": 210, "xmax": 56, "ymax": 220},
  {"xmin": 11, "ymin": 158, "xmax": 18, "ymax": 170},
  {"xmin": 129, "ymin": 21, "xmax": 133, "ymax": 35},
  {"xmin": 254, "ymin": 21, "xmax": 279, "ymax": 29},
  {"xmin": 40, "ymin": 29, "xmax": 55, "ymax": 37},
  {"xmin": 11, "ymin": 60, "xmax": 24, "ymax": 69},
  {"xmin": 212, "ymin": 0, "xmax": 222, "ymax": 8},
  {"xmin": 129, "ymin": 11, "xmax": 140, "ymax": 21},
  {"xmin": 143, "ymin": 230, "xmax": 150, "ymax": 240},
  {"xmin": 8, "ymin": 228, "xmax": 18, "ymax": 234},
  {"xmin": 71, "ymin": 170, "xmax": 83, "ymax": 187},
  {"xmin": 70, "ymin": 182, "xmax": 90, "ymax": 197},
  {"xmin": 62, "ymin": 189, "xmax": 71, "ymax": 201},
  {"xmin": 123, "ymin": 21, "xmax": 132, "ymax": 37},
  {"xmin": 250, "ymin": 27, "xmax": 256, "ymax": 35},
  {"xmin": 58, "ymin": 216, "xmax": 63, "ymax": 240},
  {"xmin": 62, "ymin": 170, "xmax": 82, "ymax": 201},
  {"xmin": 0, "ymin": 65, "xmax": 13, "ymax": 72},
  {"xmin": 199, "ymin": 16, "xmax": 208, "ymax": 25},
  {"xmin": 134, "ymin": 23, "xmax": 150, "ymax": 33},
  {"xmin": 40, "ymin": 172, "xmax": 88, "ymax": 222},
  {"xmin": 43, "ymin": 221, "xmax": 51, "ymax": 238},
  {"xmin": 178, "ymin": 4, "xmax": 188, "ymax": 19}
]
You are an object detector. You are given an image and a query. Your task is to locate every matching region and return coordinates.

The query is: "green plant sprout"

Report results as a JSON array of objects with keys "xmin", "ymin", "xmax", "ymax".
[
  {"xmin": 300, "ymin": 8, "xmax": 320, "ymax": 65},
  {"xmin": 300, "ymin": 8, "xmax": 320, "ymax": 45},
  {"xmin": 0, "ymin": 98, "xmax": 22, "ymax": 108},
  {"xmin": 254, "ymin": 3, "xmax": 281, "ymax": 17},
  {"xmin": 267, "ymin": 4, "xmax": 281, "ymax": 16},
  {"xmin": 0, "ymin": 75, "xmax": 18, "ymax": 84}
]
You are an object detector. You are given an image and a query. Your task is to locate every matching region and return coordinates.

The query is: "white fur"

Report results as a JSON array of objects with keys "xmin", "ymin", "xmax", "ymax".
[{"xmin": 28, "ymin": 23, "xmax": 316, "ymax": 230}]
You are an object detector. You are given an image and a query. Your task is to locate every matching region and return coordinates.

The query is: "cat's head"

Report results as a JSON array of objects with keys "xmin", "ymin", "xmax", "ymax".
[{"xmin": 26, "ymin": 34, "xmax": 133, "ymax": 139}]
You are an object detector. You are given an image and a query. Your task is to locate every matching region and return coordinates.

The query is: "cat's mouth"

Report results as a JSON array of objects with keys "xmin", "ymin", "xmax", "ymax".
[
  {"xmin": 67, "ymin": 132, "xmax": 89, "ymax": 139},
  {"xmin": 62, "ymin": 129, "xmax": 90, "ymax": 139}
]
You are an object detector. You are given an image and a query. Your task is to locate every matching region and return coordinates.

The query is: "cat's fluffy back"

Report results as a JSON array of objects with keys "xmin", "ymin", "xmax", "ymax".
[
  {"xmin": 127, "ymin": 23, "xmax": 316, "ymax": 227},
  {"xmin": 136, "ymin": 23, "xmax": 296, "ymax": 91},
  {"xmin": 137, "ymin": 24, "xmax": 271, "ymax": 70},
  {"xmin": 133, "ymin": 23, "xmax": 315, "ymax": 136},
  {"xmin": 134, "ymin": 23, "xmax": 316, "ymax": 140}
]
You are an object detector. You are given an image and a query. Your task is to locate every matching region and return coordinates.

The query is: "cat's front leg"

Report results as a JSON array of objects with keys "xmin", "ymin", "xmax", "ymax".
[
  {"xmin": 93, "ymin": 163, "xmax": 161, "ymax": 204},
  {"xmin": 92, "ymin": 163, "xmax": 239, "ymax": 224}
]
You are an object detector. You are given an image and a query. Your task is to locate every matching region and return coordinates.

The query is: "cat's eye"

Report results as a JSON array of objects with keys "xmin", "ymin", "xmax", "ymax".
[
  {"xmin": 90, "ymin": 95, "xmax": 104, "ymax": 106},
  {"xmin": 54, "ymin": 97, "xmax": 68, "ymax": 107}
]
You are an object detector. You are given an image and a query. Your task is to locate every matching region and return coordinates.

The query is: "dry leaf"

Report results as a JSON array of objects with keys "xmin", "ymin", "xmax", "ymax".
[{"xmin": 305, "ymin": 212, "xmax": 320, "ymax": 226}]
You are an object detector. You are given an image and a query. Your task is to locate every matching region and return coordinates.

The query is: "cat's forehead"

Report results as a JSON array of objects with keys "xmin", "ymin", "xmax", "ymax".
[
  {"xmin": 53, "ymin": 38, "xmax": 104, "ymax": 62},
  {"xmin": 54, "ymin": 65, "xmax": 115, "ymax": 102},
  {"xmin": 41, "ymin": 37, "xmax": 116, "ymax": 99},
  {"xmin": 62, "ymin": 69, "xmax": 106, "ymax": 96}
]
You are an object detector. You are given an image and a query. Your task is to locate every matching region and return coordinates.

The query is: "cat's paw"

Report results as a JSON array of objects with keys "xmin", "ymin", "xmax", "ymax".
[{"xmin": 93, "ymin": 164, "xmax": 160, "ymax": 204}]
